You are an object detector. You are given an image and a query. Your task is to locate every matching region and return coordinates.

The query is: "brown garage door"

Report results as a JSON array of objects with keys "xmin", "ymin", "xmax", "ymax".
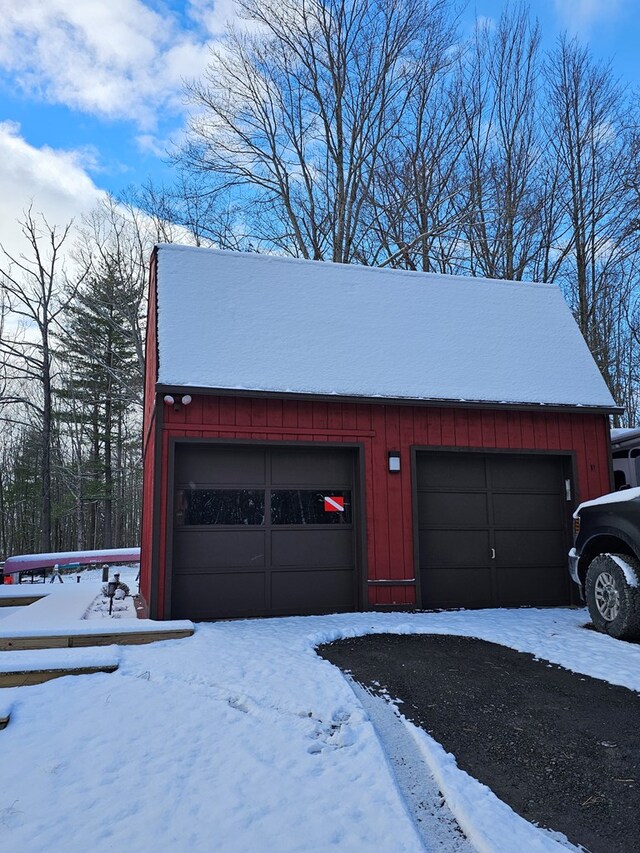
[
  {"xmin": 171, "ymin": 443, "xmax": 358, "ymax": 619},
  {"xmin": 416, "ymin": 451, "xmax": 572, "ymax": 609}
]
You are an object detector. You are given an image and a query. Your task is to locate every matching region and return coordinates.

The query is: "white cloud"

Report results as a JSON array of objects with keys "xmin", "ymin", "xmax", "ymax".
[
  {"xmin": 474, "ymin": 15, "xmax": 496, "ymax": 33},
  {"xmin": 0, "ymin": 1, "xmax": 222, "ymax": 130},
  {"xmin": 135, "ymin": 133, "xmax": 170, "ymax": 158},
  {"xmin": 187, "ymin": 0, "xmax": 239, "ymax": 36},
  {"xmin": 0, "ymin": 122, "xmax": 104, "ymax": 263},
  {"xmin": 552, "ymin": 0, "xmax": 624, "ymax": 35}
]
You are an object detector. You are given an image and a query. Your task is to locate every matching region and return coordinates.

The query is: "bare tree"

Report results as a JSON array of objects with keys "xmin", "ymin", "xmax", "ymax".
[
  {"xmin": 179, "ymin": 0, "xmax": 458, "ymax": 262},
  {"xmin": 364, "ymin": 17, "xmax": 466, "ymax": 272},
  {"xmin": 457, "ymin": 6, "xmax": 548, "ymax": 280},
  {"xmin": 0, "ymin": 198, "xmax": 153, "ymax": 557},
  {"xmin": 545, "ymin": 36, "xmax": 639, "ymax": 404},
  {"xmin": 0, "ymin": 209, "xmax": 86, "ymax": 550},
  {"xmin": 134, "ymin": 175, "xmax": 250, "ymax": 251}
]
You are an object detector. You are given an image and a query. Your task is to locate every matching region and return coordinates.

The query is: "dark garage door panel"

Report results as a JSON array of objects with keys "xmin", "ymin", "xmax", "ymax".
[
  {"xmin": 175, "ymin": 444, "xmax": 266, "ymax": 484},
  {"xmin": 419, "ymin": 529, "xmax": 492, "ymax": 568},
  {"xmin": 173, "ymin": 530, "xmax": 266, "ymax": 569},
  {"xmin": 172, "ymin": 572, "xmax": 266, "ymax": 620},
  {"xmin": 416, "ymin": 452, "xmax": 487, "ymax": 488},
  {"xmin": 271, "ymin": 569, "xmax": 355, "ymax": 612},
  {"xmin": 417, "ymin": 451, "xmax": 571, "ymax": 609},
  {"xmin": 497, "ymin": 566, "xmax": 569, "ymax": 607},
  {"xmin": 422, "ymin": 567, "xmax": 494, "ymax": 609},
  {"xmin": 271, "ymin": 448, "xmax": 353, "ymax": 486},
  {"xmin": 490, "ymin": 454, "xmax": 561, "ymax": 490},
  {"xmin": 171, "ymin": 445, "xmax": 357, "ymax": 619},
  {"xmin": 494, "ymin": 529, "xmax": 566, "ymax": 566},
  {"xmin": 492, "ymin": 492, "xmax": 564, "ymax": 529},
  {"xmin": 271, "ymin": 529, "xmax": 354, "ymax": 568},
  {"xmin": 417, "ymin": 492, "xmax": 489, "ymax": 527}
]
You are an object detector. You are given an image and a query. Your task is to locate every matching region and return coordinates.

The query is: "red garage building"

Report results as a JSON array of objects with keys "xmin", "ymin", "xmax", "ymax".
[{"xmin": 140, "ymin": 245, "xmax": 618, "ymax": 620}]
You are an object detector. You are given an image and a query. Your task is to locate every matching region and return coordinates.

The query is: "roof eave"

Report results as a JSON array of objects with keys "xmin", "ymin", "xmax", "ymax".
[{"xmin": 155, "ymin": 383, "xmax": 622, "ymax": 416}]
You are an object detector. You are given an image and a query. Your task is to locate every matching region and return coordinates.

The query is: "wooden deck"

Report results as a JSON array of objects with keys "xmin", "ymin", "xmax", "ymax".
[
  {"xmin": 0, "ymin": 594, "xmax": 46, "ymax": 607},
  {"xmin": 0, "ymin": 625, "xmax": 194, "ymax": 652},
  {"xmin": 0, "ymin": 590, "xmax": 193, "ymax": 710},
  {"xmin": 0, "ymin": 663, "xmax": 119, "ymax": 688}
]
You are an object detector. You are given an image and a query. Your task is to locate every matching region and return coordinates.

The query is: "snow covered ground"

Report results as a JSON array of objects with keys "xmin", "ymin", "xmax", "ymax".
[
  {"xmin": 0, "ymin": 606, "xmax": 23, "ymax": 619},
  {"xmin": 1, "ymin": 606, "xmax": 639, "ymax": 852}
]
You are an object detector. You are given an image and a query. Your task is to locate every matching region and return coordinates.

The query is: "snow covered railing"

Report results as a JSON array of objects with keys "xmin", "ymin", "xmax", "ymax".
[{"xmin": 2, "ymin": 548, "xmax": 141, "ymax": 577}]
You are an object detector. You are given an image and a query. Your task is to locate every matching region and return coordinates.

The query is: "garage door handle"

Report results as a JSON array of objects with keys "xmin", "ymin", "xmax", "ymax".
[{"xmin": 491, "ymin": 548, "xmax": 496, "ymax": 560}]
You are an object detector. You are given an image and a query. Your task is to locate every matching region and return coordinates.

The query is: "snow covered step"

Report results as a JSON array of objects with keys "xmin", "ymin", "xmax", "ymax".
[
  {"xmin": 0, "ymin": 585, "xmax": 57, "ymax": 605},
  {"xmin": 0, "ymin": 594, "xmax": 47, "ymax": 607},
  {"xmin": 0, "ymin": 665, "xmax": 118, "ymax": 688},
  {"xmin": 0, "ymin": 620, "xmax": 195, "ymax": 651},
  {"xmin": 0, "ymin": 646, "xmax": 120, "ymax": 688},
  {"xmin": 0, "ymin": 582, "xmax": 194, "ymax": 650},
  {"xmin": 0, "ymin": 662, "xmax": 119, "ymax": 688},
  {"xmin": 0, "ymin": 582, "xmax": 103, "ymax": 629},
  {"xmin": 0, "ymin": 646, "xmax": 120, "ymax": 672}
]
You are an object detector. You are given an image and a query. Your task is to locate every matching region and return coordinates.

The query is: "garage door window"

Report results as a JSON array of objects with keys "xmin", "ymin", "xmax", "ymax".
[
  {"xmin": 271, "ymin": 490, "xmax": 352, "ymax": 524},
  {"xmin": 176, "ymin": 489, "xmax": 265, "ymax": 525}
]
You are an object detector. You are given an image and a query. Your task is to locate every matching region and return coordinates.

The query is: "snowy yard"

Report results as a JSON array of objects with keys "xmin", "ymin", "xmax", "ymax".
[{"xmin": 1, "ymin": 606, "xmax": 639, "ymax": 852}]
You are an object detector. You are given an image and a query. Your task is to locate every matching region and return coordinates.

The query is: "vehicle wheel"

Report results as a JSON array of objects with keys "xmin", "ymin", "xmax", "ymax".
[{"xmin": 585, "ymin": 554, "xmax": 640, "ymax": 640}]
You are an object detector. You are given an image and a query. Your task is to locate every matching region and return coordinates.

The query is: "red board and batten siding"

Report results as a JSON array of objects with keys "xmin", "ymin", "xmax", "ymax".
[{"xmin": 140, "ymin": 391, "xmax": 612, "ymax": 617}]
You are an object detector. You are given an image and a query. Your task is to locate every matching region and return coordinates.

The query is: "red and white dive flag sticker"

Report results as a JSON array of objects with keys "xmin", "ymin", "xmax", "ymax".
[{"xmin": 324, "ymin": 496, "xmax": 345, "ymax": 512}]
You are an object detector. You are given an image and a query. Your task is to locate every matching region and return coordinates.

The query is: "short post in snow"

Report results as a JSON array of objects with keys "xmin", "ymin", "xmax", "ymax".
[
  {"xmin": 102, "ymin": 563, "xmax": 110, "ymax": 583},
  {"xmin": 107, "ymin": 579, "xmax": 118, "ymax": 615}
]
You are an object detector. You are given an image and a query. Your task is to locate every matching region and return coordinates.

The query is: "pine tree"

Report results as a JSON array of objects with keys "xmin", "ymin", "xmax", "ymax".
[{"xmin": 57, "ymin": 266, "xmax": 141, "ymax": 549}]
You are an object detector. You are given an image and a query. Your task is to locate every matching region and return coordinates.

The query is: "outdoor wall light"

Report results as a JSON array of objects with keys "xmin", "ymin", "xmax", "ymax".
[
  {"xmin": 163, "ymin": 394, "xmax": 193, "ymax": 411},
  {"xmin": 388, "ymin": 451, "xmax": 401, "ymax": 473}
]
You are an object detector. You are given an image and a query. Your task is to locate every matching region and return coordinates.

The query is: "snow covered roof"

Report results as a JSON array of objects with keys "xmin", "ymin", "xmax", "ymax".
[
  {"xmin": 153, "ymin": 245, "xmax": 618, "ymax": 410},
  {"xmin": 611, "ymin": 427, "xmax": 640, "ymax": 447}
]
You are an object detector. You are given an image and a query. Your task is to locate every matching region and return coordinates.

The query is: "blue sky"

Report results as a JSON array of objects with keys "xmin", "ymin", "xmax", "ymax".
[{"xmin": 0, "ymin": 0, "xmax": 637, "ymax": 258}]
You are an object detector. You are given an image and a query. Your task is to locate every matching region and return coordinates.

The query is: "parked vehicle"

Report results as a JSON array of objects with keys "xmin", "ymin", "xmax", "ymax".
[{"xmin": 569, "ymin": 488, "xmax": 640, "ymax": 639}]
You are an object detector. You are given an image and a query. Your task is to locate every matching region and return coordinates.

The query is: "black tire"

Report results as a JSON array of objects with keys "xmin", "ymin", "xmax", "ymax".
[{"xmin": 585, "ymin": 553, "xmax": 640, "ymax": 640}]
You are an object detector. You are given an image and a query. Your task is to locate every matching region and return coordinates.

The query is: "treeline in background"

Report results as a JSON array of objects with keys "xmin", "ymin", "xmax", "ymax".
[{"xmin": 1, "ymin": 1, "xmax": 639, "ymax": 558}]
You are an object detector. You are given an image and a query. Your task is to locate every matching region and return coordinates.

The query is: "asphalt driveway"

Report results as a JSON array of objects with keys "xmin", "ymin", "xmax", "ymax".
[{"xmin": 318, "ymin": 633, "xmax": 640, "ymax": 853}]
